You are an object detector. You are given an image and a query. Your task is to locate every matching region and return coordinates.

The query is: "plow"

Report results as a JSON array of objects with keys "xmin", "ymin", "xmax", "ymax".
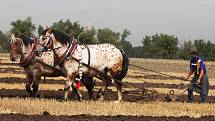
[{"xmin": 127, "ymin": 63, "xmax": 189, "ymax": 102}]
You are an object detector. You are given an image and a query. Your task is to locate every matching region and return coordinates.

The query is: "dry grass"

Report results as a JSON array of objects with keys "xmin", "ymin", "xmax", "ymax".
[
  {"xmin": 1, "ymin": 54, "xmax": 215, "ymax": 117},
  {"xmin": 130, "ymin": 58, "xmax": 215, "ymax": 66},
  {"xmin": 0, "ymin": 73, "xmax": 26, "ymax": 78},
  {"xmin": 0, "ymin": 73, "xmax": 66, "ymax": 81},
  {"xmin": 0, "ymin": 65, "xmax": 21, "ymax": 69},
  {"xmin": 0, "ymin": 98, "xmax": 215, "ymax": 117}
]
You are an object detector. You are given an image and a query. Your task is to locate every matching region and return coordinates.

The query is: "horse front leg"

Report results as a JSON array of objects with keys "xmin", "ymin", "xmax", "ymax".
[
  {"xmin": 25, "ymin": 74, "xmax": 33, "ymax": 96},
  {"xmin": 64, "ymin": 80, "xmax": 72, "ymax": 101},
  {"xmin": 31, "ymin": 70, "xmax": 41, "ymax": 98},
  {"xmin": 64, "ymin": 80, "xmax": 83, "ymax": 101},
  {"xmin": 31, "ymin": 80, "xmax": 40, "ymax": 98},
  {"xmin": 72, "ymin": 79, "xmax": 83, "ymax": 101},
  {"xmin": 64, "ymin": 74, "xmax": 83, "ymax": 101}
]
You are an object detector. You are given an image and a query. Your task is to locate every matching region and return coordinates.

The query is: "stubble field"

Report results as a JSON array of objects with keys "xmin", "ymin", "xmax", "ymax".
[{"xmin": 0, "ymin": 53, "xmax": 215, "ymax": 121}]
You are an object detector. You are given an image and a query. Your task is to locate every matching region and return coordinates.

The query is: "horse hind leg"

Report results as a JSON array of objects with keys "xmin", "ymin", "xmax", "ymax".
[
  {"xmin": 114, "ymin": 79, "xmax": 123, "ymax": 102},
  {"xmin": 97, "ymin": 69, "xmax": 109, "ymax": 101},
  {"xmin": 110, "ymin": 71, "xmax": 124, "ymax": 102}
]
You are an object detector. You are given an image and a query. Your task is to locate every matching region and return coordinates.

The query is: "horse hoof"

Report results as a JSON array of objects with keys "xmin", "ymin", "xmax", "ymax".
[
  {"xmin": 98, "ymin": 96, "xmax": 104, "ymax": 101},
  {"xmin": 114, "ymin": 100, "xmax": 122, "ymax": 103},
  {"xmin": 79, "ymin": 96, "xmax": 83, "ymax": 102}
]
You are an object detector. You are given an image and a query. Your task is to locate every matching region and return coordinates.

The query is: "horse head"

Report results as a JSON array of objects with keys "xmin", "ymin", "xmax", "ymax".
[
  {"xmin": 38, "ymin": 28, "xmax": 71, "ymax": 53},
  {"xmin": 9, "ymin": 33, "xmax": 23, "ymax": 61},
  {"xmin": 38, "ymin": 28, "xmax": 55, "ymax": 49},
  {"xmin": 9, "ymin": 33, "xmax": 35, "ymax": 62}
]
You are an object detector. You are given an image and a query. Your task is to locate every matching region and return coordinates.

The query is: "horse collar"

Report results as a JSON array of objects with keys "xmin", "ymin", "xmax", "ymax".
[
  {"xmin": 19, "ymin": 39, "xmax": 37, "ymax": 67},
  {"xmin": 54, "ymin": 41, "xmax": 78, "ymax": 66}
]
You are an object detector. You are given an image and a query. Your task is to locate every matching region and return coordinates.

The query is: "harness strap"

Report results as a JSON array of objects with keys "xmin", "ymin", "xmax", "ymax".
[
  {"xmin": 84, "ymin": 44, "xmax": 91, "ymax": 66},
  {"xmin": 19, "ymin": 37, "xmax": 38, "ymax": 67},
  {"xmin": 54, "ymin": 41, "xmax": 77, "ymax": 67},
  {"xmin": 70, "ymin": 56, "xmax": 122, "ymax": 85}
]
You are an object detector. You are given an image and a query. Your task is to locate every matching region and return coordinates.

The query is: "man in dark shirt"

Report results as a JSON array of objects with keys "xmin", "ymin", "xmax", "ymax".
[{"xmin": 185, "ymin": 48, "xmax": 209, "ymax": 103}]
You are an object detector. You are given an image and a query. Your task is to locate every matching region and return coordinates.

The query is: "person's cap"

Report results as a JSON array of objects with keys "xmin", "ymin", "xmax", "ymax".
[{"xmin": 188, "ymin": 46, "xmax": 198, "ymax": 54}]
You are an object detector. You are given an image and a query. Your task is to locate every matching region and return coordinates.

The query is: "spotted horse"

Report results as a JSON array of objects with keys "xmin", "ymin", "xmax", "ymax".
[{"xmin": 38, "ymin": 28, "xmax": 129, "ymax": 101}]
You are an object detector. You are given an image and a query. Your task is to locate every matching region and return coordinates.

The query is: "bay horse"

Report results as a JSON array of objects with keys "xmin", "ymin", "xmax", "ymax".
[
  {"xmin": 38, "ymin": 28, "xmax": 129, "ymax": 101},
  {"xmin": 9, "ymin": 33, "xmax": 94, "ymax": 100}
]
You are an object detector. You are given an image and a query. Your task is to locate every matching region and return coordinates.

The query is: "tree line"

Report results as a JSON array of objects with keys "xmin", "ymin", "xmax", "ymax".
[{"xmin": 0, "ymin": 17, "xmax": 215, "ymax": 60}]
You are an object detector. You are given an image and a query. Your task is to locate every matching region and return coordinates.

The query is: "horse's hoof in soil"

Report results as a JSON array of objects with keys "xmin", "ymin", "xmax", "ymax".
[
  {"xmin": 36, "ymin": 94, "xmax": 41, "ymax": 98},
  {"xmin": 79, "ymin": 97, "xmax": 83, "ymax": 102},
  {"xmin": 58, "ymin": 89, "xmax": 64, "ymax": 92},
  {"xmin": 63, "ymin": 98, "xmax": 68, "ymax": 101},
  {"xmin": 58, "ymin": 99, "xmax": 64, "ymax": 102},
  {"xmin": 98, "ymin": 96, "xmax": 104, "ymax": 101},
  {"xmin": 114, "ymin": 100, "xmax": 122, "ymax": 103}
]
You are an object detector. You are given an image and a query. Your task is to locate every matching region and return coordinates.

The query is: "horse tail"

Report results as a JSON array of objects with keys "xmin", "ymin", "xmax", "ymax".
[{"xmin": 114, "ymin": 50, "xmax": 129, "ymax": 81}]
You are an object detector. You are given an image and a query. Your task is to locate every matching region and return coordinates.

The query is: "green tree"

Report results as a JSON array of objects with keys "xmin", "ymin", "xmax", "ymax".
[
  {"xmin": 52, "ymin": 19, "xmax": 82, "ymax": 38},
  {"xmin": 37, "ymin": 25, "xmax": 44, "ymax": 36},
  {"xmin": 79, "ymin": 27, "xmax": 97, "ymax": 44},
  {"xmin": 194, "ymin": 39, "xmax": 207, "ymax": 56},
  {"xmin": 178, "ymin": 41, "xmax": 194, "ymax": 59},
  {"xmin": 142, "ymin": 35, "xmax": 153, "ymax": 58},
  {"xmin": 132, "ymin": 46, "xmax": 144, "ymax": 58},
  {"xmin": 52, "ymin": 19, "xmax": 97, "ymax": 44},
  {"xmin": 142, "ymin": 33, "xmax": 178, "ymax": 59},
  {"xmin": 97, "ymin": 28, "xmax": 122, "ymax": 48},
  {"xmin": 120, "ymin": 28, "xmax": 133, "ymax": 57},
  {"xmin": 205, "ymin": 41, "xmax": 215, "ymax": 60},
  {"xmin": 0, "ymin": 31, "xmax": 9, "ymax": 52},
  {"xmin": 194, "ymin": 39, "xmax": 215, "ymax": 61},
  {"xmin": 10, "ymin": 16, "xmax": 36, "ymax": 36}
]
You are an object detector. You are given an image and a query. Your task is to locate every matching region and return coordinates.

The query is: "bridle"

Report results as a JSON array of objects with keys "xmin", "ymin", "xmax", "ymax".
[
  {"xmin": 40, "ymin": 32, "xmax": 78, "ymax": 67},
  {"xmin": 10, "ymin": 37, "xmax": 23, "ymax": 58},
  {"xmin": 40, "ymin": 32, "xmax": 54, "ymax": 50},
  {"xmin": 10, "ymin": 36, "xmax": 38, "ymax": 67}
]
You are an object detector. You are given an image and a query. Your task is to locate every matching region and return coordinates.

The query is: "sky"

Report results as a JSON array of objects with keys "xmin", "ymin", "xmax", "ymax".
[{"xmin": 0, "ymin": 0, "xmax": 215, "ymax": 46}]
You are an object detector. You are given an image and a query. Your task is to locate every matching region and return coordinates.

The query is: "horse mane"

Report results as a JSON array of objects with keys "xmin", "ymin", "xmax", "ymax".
[
  {"xmin": 41, "ymin": 28, "xmax": 70, "ymax": 45},
  {"xmin": 41, "ymin": 28, "xmax": 49, "ymax": 36},
  {"xmin": 52, "ymin": 30, "xmax": 70, "ymax": 45},
  {"xmin": 20, "ymin": 35, "xmax": 33, "ymax": 46}
]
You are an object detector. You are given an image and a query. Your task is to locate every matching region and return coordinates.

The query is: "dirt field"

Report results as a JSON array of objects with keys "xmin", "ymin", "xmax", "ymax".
[
  {"xmin": 1, "ymin": 54, "xmax": 215, "ymax": 120},
  {"xmin": 0, "ymin": 114, "xmax": 215, "ymax": 121}
]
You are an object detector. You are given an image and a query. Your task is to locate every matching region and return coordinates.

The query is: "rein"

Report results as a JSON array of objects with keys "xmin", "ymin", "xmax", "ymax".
[
  {"xmin": 19, "ymin": 37, "xmax": 38, "ymax": 67},
  {"xmin": 54, "ymin": 41, "xmax": 78, "ymax": 67},
  {"xmin": 41, "ymin": 31, "xmax": 92, "ymax": 81}
]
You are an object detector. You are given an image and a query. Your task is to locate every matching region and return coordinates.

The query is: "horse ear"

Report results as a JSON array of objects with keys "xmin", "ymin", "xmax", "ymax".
[
  {"xmin": 47, "ymin": 27, "xmax": 53, "ymax": 34},
  {"xmin": 10, "ymin": 33, "xmax": 16, "ymax": 43},
  {"xmin": 15, "ymin": 32, "xmax": 22, "ymax": 38},
  {"xmin": 69, "ymin": 32, "xmax": 74, "ymax": 39}
]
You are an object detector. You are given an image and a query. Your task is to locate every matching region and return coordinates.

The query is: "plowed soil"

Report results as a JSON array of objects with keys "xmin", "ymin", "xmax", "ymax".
[
  {"xmin": 0, "ymin": 114, "xmax": 214, "ymax": 121},
  {"xmin": 1, "ymin": 61, "xmax": 215, "ymax": 120}
]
